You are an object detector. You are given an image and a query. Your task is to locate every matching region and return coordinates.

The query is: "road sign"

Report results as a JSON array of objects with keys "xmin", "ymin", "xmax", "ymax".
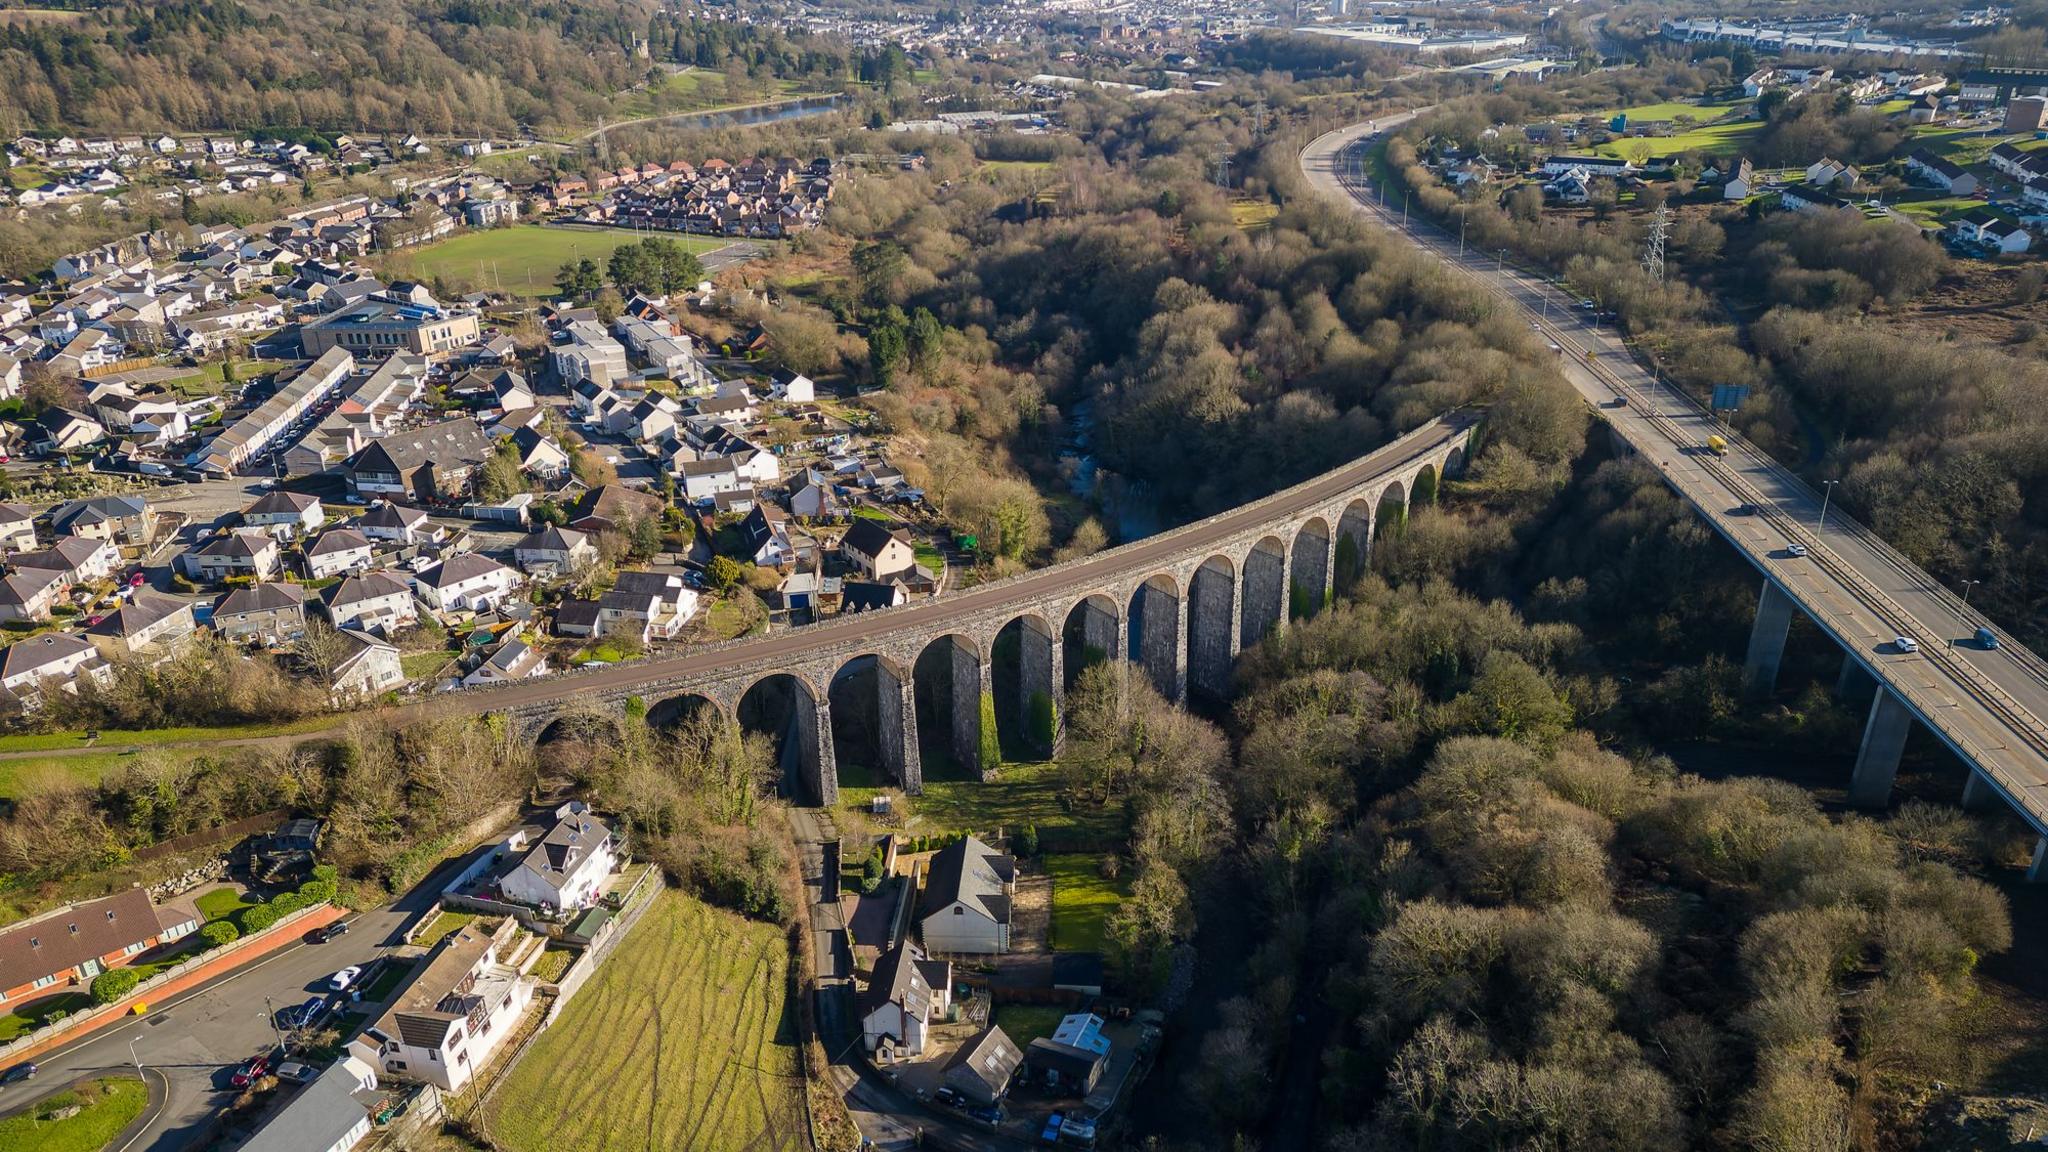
[{"xmin": 1711, "ymin": 384, "xmax": 1751, "ymax": 411}]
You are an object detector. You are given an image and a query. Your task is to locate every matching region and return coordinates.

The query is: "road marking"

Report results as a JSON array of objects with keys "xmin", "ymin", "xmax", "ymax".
[{"xmin": 112, "ymin": 1066, "xmax": 171, "ymax": 1152}]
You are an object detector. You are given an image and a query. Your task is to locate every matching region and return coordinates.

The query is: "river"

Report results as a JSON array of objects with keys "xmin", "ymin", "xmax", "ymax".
[{"xmin": 1060, "ymin": 397, "xmax": 1164, "ymax": 542}]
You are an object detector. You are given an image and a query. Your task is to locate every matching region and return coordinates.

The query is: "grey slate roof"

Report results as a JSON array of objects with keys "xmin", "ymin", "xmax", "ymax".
[{"xmin": 921, "ymin": 835, "xmax": 1014, "ymax": 925}]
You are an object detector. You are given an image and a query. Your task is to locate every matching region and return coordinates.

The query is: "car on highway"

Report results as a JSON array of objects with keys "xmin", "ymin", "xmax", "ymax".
[
  {"xmin": 0, "ymin": 1062, "xmax": 35, "ymax": 1085},
  {"xmin": 1894, "ymin": 636, "xmax": 1920, "ymax": 653},
  {"xmin": 1787, "ymin": 543, "xmax": 1808, "ymax": 558},
  {"xmin": 230, "ymin": 1055, "xmax": 270, "ymax": 1088},
  {"xmin": 1979, "ymin": 627, "xmax": 2001, "ymax": 650},
  {"xmin": 307, "ymin": 921, "xmax": 348, "ymax": 944},
  {"xmin": 328, "ymin": 965, "xmax": 363, "ymax": 991}
]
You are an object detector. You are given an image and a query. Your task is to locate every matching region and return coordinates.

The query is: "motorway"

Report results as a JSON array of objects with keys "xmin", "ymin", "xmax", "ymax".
[
  {"xmin": 0, "ymin": 884, "xmax": 436, "ymax": 1151},
  {"xmin": 1301, "ymin": 117, "xmax": 2048, "ymax": 835}
]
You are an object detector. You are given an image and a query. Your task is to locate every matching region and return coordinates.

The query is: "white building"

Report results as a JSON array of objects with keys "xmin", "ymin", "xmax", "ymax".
[
  {"xmin": 413, "ymin": 553, "xmax": 521, "ymax": 616},
  {"xmin": 351, "ymin": 916, "xmax": 535, "ymax": 1095},
  {"xmin": 496, "ymin": 802, "xmax": 617, "ymax": 912}
]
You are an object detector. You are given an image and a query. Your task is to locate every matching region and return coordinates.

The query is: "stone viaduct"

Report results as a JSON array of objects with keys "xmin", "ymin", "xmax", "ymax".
[{"xmin": 471, "ymin": 412, "xmax": 1480, "ymax": 805}]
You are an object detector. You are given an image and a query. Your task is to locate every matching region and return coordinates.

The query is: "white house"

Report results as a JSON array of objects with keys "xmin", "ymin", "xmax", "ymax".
[
  {"xmin": 321, "ymin": 570, "xmax": 420, "ymax": 634},
  {"xmin": 0, "ymin": 632, "xmax": 108, "ymax": 697},
  {"xmin": 496, "ymin": 802, "xmax": 617, "ymax": 912},
  {"xmin": 330, "ymin": 628, "xmax": 403, "ymax": 700},
  {"xmin": 512, "ymin": 526, "xmax": 596, "ymax": 575},
  {"xmin": 918, "ymin": 835, "xmax": 1015, "ymax": 955},
  {"xmin": 181, "ymin": 530, "xmax": 280, "ymax": 583},
  {"xmin": 356, "ymin": 502, "xmax": 440, "ymax": 546},
  {"xmin": 1906, "ymin": 149, "xmax": 1979, "ymax": 195},
  {"xmin": 1723, "ymin": 157, "xmax": 1755, "ymax": 200},
  {"xmin": 413, "ymin": 553, "xmax": 521, "ymax": 615},
  {"xmin": 461, "ymin": 638, "xmax": 550, "ymax": 686},
  {"xmin": 14, "ymin": 536, "xmax": 120, "ymax": 586},
  {"xmin": 303, "ymin": 528, "xmax": 375, "ymax": 579},
  {"xmin": 238, "ymin": 1054, "xmax": 380, "ymax": 1152},
  {"xmin": 595, "ymin": 570, "xmax": 698, "ymax": 641},
  {"xmin": 861, "ymin": 941, "xmax": 952, "ymax": 1057},
  {"xmin": 350, "ymin": 916, "xmax": 534, "ymax": 1095},
  {"xmin": 840, "ymin": 519, "xmax": 918, "ymax": 582},
  {"xmin": 0, "ymin": 569, "xmax": 64, "ymax": 624},
  {"xmin": 243, "ymin": 489, "xmax": 325, "ymax": 538},
  {"xmin": 680, "ymin": 458, "xmax": 743, "ymax": 503},
  {"xmin": 0, "ymin": 504, "xmax": 33, "ymax": 553}
]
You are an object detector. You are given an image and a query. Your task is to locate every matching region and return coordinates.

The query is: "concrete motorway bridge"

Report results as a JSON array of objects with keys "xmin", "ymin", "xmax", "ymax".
[
  {"xmin": 431, "ymin": 412, "xmax": 1478, "ymax": 805},
  {"xmin": 1303, "ymin": 116, "xmax": 2048, "ymax": 877}
]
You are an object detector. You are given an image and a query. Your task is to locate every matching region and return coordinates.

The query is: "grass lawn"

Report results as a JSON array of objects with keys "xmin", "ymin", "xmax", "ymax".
[
  {"xmin": 195, "ymin": 887, "xmax": 257, "ymax": 922},
  {"xmin": 1889, "ymin": 195, "xmax": 1983, "ymax": 224},
  {"xmin": 701, "ymin": 597, "xmax": 757, "ymax": 642},
  {"xmin": 486, "ymin": 887, "xmax": 802, "ymax": 1152},
  {"xmin": 0, "ymin": 750, "xmax": 144, "ymax": 801},
  {"xmin": 841, "ymin": 759, "xmax": 1125, "ymax": 847},
  {"xmin": 531, "ymin": 945, "xmax": 575, "ymax": 983},
  {"xmin": 1596, "ymin": 99, "xmax": 1750, "ymax": 123},
  {"xmin": 0, "ymin": 1076, "xmax": 147, "ymax": 1151},
  {"xmin": 995, "ymin": 1003, "xmax": 1069, "ymax": 1049},
  {"xmin": 1589, "ymin": 120, "xmax": 1762, "ymax": 160},
  {"xmin": 385, "ymin": 226, "xmax": 729, "ymax": 299},
  {"xmin": 359, "ymin": 959, "xmax": 415, "ymax": 1004},
  {"xmin": 0, "ymin": 991, "xmax": 91, "ymax": 1042},
  {"xmin": 913, "ymin": 543, "xmax": 945, "ymax": 571},
  {"xmin": 0, "ymin": 717, "xmax": 334, "ymax": 755},
  {"xmin": 401, "ymin": 650, "xmax": 455, "ymax": 681},
  {"xmin": 413, "ymin": 910, "xmax": 476, "ymax": 950},
  {"xmin": 1046, "ymin": 853, "xmax": 1127, "ymax": 953}
]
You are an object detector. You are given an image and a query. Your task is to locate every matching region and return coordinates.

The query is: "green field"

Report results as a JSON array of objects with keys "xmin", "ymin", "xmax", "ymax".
[
  {"xmin": 1046, "ymin": 853, "xmax": 1127, "ymax": 953},
  {"xmin": 382, "ymin": 226, "xmax": 730, "ymax": 299},
  {"xmin": 1906, "ymin": 124, "xmax": 2037, "ymax": 165},
  {"xmin": 840, "ymin": 759, "xmax": 1125, "ymax": 847},
  {"xmin": 995, "ymin": 1003, "xmax": 1068, "ymax": 1049},
  {"xmin": 1596, "ymin": 99, "xmax": 1750, "ymax": 123},
  {"xmin": 603, "ymin": 71, "xmax": 802, "ymax": 125},
  {"xmin": 0, "ymin": 1076, "xmax": 147, "ymax": 1151},
  {"xmin": 1590, "ymin": 120, "xmax": 1763, "ymax": 160},
  {"xmin": 195, "ymin": 886, "xmax": 256, "ymax": 922},
  {"xmin": 486, "ymin": 887, "xmax": 802, "ymax": 1152}
]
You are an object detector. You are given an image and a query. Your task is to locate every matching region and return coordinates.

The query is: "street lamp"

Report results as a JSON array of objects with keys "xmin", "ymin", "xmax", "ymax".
[
  {"xmin": 1962, "ymin": 578, "xmax": 1981, "ymax": 606},
  {"xmin": 129, "ymin": 1037, "xmax": 142, "ymax": 1077},
  {"xmin": 262, "ymin": 997, "xmax": 283, "ymax": 1049},
  {"xmin": 1818, "ymin": 479, "xmax": 1841, "ymax": 531}
]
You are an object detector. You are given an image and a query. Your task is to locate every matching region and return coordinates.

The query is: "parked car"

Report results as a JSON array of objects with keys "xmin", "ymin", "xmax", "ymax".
[
  {"xmin": 275, "ymin": 1062, "xmax": 317, "ymax": 1084},
  {"xmin": 1041, "ymin": 1112, "xmax": 1066, "ymax": 1144},
  {"xmin": 0, "ymin": 1062, "xmax": 35, "ymax": 1085},
  {"xmin": 964, "ymin": 1103, "xmax": 1004, "ymax": 1128},
  {"xmin": 328, "ymin": 965, "xmax": 363, "ymax": 991},
  {"xmin": 231, "ymin": 1055, "xmax": 271, "ymax": 1088}
]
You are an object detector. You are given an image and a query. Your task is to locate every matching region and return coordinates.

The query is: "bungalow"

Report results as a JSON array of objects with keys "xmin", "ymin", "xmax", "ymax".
[
  {"xmin": 513, "ymin": 526, "xmax": 596, "ymax": 575},
  {"xmin": 861, "ymin": 941, "xmax": 953, "ymax": 1057},
  {"xmin": 841, "ymin": 519, "xmax": 918, "ymax": 582},
  {"xmin": 181, "ymin": 530, "xmax": 280, "ymax": 583},
  {"xmin": 356, "ymin": 502, "xmax": 439, "ymax": 546},
  {"xmin": 1905, "ymin": 149, "xmax": 1979, "ymax": 195},
  {"xmin": 0, "ymin": 631, "xmax": 109, "ymax": 697},
  {"xmin": 568, "ymin": 485, "xmax": 664, "ymax": 534},
  {"xmin": 303, "ymin": 528, "xmax": 375, "ymax": 579},
  {"xmin": 461, "ymin": 638, "xmax": 550, "ymax": 686},
  {"xmin": 496, "ymin": 803, "xmax": 617, "ymax": 912},
  {"xmin": 919, "ymin": 834, "xmax": 1014, "ymax": 955},
  {"xmin": 350, "ymin": 917, "xmax": 534, "ymax": 1095},
  {"xmin": 0, "ymin": 889, "xmax": 198, "ymax": 1006},
  {"xmin": 321, "ymin": 570, "xmax": 419, "ymax": 634},
  {"xmin": 14, "ymin": 536, "xmax": 120, "ymax": 586},
  {"xmin": 213, "ymin": 582, "xmax": 308, "ymax": 644},
  {"xmin": 0, "ymin": 504, "xmax": 35, "ymax": 553},
  {"xmin": 243, "ymin": 489, "xmax": 326, "ymax": 538},
  {"xmin": 841, "ymin": 580, "xmax": 908, "ymax": 615},
  {"xmin": 413, "ymin": 553, "xmax": 522, "ymax": 616},
  {"xmin": 84, "ymin": 590, "xmax": 195, "ymax": 657},
  {"xmin": 943, "ymin": 1025, "xmax": 1023, "ymax": 1106},
  {"xmin": 329, "ymin": 628, "xmax": 403, "ymax": 700}
]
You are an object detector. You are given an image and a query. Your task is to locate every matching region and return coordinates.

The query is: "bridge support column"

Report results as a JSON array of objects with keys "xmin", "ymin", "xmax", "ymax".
[
  {"xmin": 1188, "ymin": 561, "xmax": 1238, "ymax": 701},
  {"xmin": 1849, "ymin": 686, "xmax": 1913, "ymax": 808},
  {"xmin": 1836, "ymin": 654, "xmax": 1877, "ymax": 707},
  {"xmin": 1016, "ymin": 617, "xmax": 1060, "ymax": 756},
  {"xmin": 949, "ymin": 637, "xmax": 992, "ymax": 779},
  {"xmin": 1742, "ymin": 580, "xmax": 1797, "ymax": 698},
  {"xmin": 1962, "ymin": 767, "xmax": 1995, "ymax": 812},
  {"xmin": 2030, "ymin": 838, "xmax": 2048, "ymax": 883},
  {"xmin": 1241, "ymin": 544, "xmax": 1288, "ymax": 649},
  {"xmin": 794, "ymin": 694, "xmax": 838, "ymax": 808},
  {"xmin": 1290, "ymin": 526, "xmax": 1332, "ymax": 621},
  {"xmin": 1135, "ymin": 579, "xmax": 1184, "ymax": 704},
  {"xmin": 877, "ymin": 660, "xmax": 922, "ymax": 795}
]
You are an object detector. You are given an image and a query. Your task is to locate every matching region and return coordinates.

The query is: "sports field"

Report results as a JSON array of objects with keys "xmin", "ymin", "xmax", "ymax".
[
  {"xmin": 485, "ymin": 887, "xmax": 803, "ymax": 1152},
  {"xmin": 385, "ymin": 226, "xmax": 729, "ymax": 298}
]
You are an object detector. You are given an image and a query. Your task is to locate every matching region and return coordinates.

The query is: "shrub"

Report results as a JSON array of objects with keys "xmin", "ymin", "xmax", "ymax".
[
  {"xmin": 1014, "ymin": 823, "xmax": 1039, "ymax": 857},
  {"xmin": 860, "ymin": 845, "xmax": 885, "ymax": 895},
  {"xmin": 200, "ymin": 920, "xmax": 240, "ymax": 949},
  {"xmin": 240, "ymin": 903, "xmax": 280, "ymax": 934},
  {"xmin": 91, "ymin": 968, "xmax": 142, "ymax": 1005},
  {"xmin": 298, "ymin": 878, "xmax": 336, "ymax": 904}
]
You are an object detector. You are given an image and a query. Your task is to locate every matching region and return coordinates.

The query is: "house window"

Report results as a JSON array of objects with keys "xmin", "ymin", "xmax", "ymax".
[
  {"xmin": 389, "ymin": 1060, "xmax": 407, "ymax": 1071},
  {"xmin": 953, "ymin": 907, "xmax": 963, "ymax": 916},
  {"xmin": 31, "ymin": 974, "xmax": 56, "ymax": 990}
]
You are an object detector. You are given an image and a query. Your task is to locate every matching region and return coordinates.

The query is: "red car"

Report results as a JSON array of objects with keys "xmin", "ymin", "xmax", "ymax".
[
  {"xmin": 129, "ymin": 572, "xmax": 146, "ymax": 587},
  {"xmin": 230, "ymin": 1055, "xmax": 270, "ymax": 1088}
]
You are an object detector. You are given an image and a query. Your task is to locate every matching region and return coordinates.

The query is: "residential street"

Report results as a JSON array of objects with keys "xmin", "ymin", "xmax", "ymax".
[{"xmin": 0, "ymin": 853, "xmax": 462, "ymax": 1152}]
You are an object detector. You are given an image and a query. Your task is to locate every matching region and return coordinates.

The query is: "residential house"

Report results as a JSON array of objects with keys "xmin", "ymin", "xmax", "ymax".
[
  {"xmin": 1722, "ymin": 157, "xmax": 1755, "ymax": 200},
  {"xmin": 595, "ymin": 569, "xmax": 698, "ymax": 641},
  {"xmin": 740, "ymin": 503, "xmax": 795, "ymax": 569},
  {"xmin": 15, "ymin": 536, "xmax": 120, "ymax": 587},
  {"xmin": 680, "ymin": 458, "xmax": 742, "ymax": 504},
  {"xmin": 841, "ymin": 580, "xmax": 908, "ymax": 615},
  {"xmin": 350, "ymin": 917, "xmax": 534, "ymax": 1095},
  {"xmin": 1906, "ymin": 149, "xmax": 1979, "ymax": 194},
  {"xmin": 496, "ymin": 803, "xmax": 617, "ymax": 912},
  {"xmin": 32, "ymin": 408, "xmax": 106, "ymax": 455},
  {"xmin": 304, "ymin": 528, "xmax": 375, "ymax": 579},
  {"xmin": 92, "ymin": 392, "xmax": 189, "ymax": 444},
  {"xmin": 0, "ymin": 632, "xmax": 109, "ymax": 698},
  {"xmin": 1540, "ymin": 154, "xmax": 1635, "ymax": 177},
  {"xmin": 841, "ymin": 519, "xmax": 918, "ymax": 582},
  {"xmin": 567, "ymin": 485, "xmax": 663, "ymax": 534},
  {"xmin": 345, "ymin": 418, "xmax": 492, "ymax": 502},
  {"xmin": 413, "ymin": 553, "xmax": 521, "ymax": 616},
  {"xmin": 0, "ymin": 504, "xmax": 35, "ymax": 553},
  {"xmin": 0, "ymin": 569, "xmax": 64, "ymax": 624},
  {"xmin": 0, "ymin": 889, "xmax": 198, "ymax": 1006},
  {"xmin": 919, "ymin": 835, "xmax": 1015, "ymax": 955},
  {"xmin": 1021, "ymin": 1013, "xmax": 1112, "ymax": 1098},
  {"xmin": 243, "ymin": 490, "xmax": 326, "ymax": 538},
  {"xmin": 1805, "ymin": 156, "xmax": 1860, "ymax": 189},
  {"xmin": 552, "ymin": 598, "xmax": 602, "ymax": 638},
  {"xmin": 942, "ymin": 1025, "xmax": 1023, "ymax": 1106},
  {"xmin": 194, "ymin": 348, "xmax": 354, "ymax": 475},
  {"xmin": 50, "ymin": 495, "xmax": 152, "ymax": 547},
  {"xmin": 513, "ymin": 526, "xmax": 596, "ymax": 576},
  {"xmin": 861, "ymin": 941, "xmax": 953, "ymax": 1057},
  {"xmin": 213, "ymin": 582, "xmax": 308, "ymax": 644},
  {"xmin": 84, "ymin": 590, "xmax": 195, "ymax": 657},
  {"xmin": 181, "ymin": 530, "xmax": 280, "ymax": 583},
  {"xmin": 508, "ymin": 427, "xmax": 572, "ymax": 481},
  {"xmin": 237, "ymin": 1055, "xmax": 381, "ymax": 1152},
  {"xmin": 356, "ymin": 502, "xmax": 440, "ymax": 546},
  {"xmin": 321, "ymin": 570, "xmax": 420, "ymax": 634},
  {"xmin": 788, "ymin": 473, "xmax": 841, "ymax": 520},
  {"xmin": 462, "ymin": 638, "xmax": 550, "ymax": 686},
  {"xmin": 330, "ymin": 628, "xmax": 403, "ymax": 700}
]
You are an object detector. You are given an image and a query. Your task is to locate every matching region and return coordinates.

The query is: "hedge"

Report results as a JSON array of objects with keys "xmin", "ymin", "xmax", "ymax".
[
  {"xmin": 200, "ymin": 921, "xmax": 240, "ymax": 949},
  {"xmin": 240, "ymin": 903, "xmax": 280, "ymax": 934}
]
